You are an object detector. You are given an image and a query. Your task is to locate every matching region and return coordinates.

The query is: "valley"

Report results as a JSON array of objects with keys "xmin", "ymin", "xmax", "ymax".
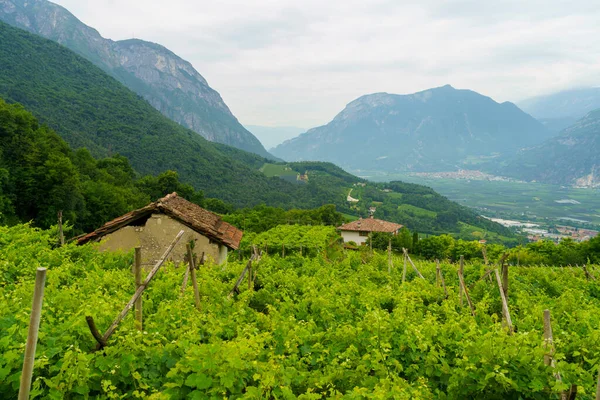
[{"xmin": 366, "ymin": 172, "xmax": 600, "ymax": 231}]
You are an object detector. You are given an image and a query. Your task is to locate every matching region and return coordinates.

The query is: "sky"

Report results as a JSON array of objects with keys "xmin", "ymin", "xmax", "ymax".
[{"xmin": 52, "ymin": 0, "xmax": 600, "ymax": 128}]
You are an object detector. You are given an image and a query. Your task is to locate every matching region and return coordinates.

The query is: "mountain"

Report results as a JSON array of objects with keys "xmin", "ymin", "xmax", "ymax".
[
  {"xmin": 499, "ymin": 109, "xmax": 600, "ymax": 187},
  {"xmin": 519, "ymin": 87, "xmax": 600, "ymax": 120},
  {"xmin": 0, "ymin": 20, "xmax": 325, "ymax": 208},
  {"xmin": 244, "ymin": 125, "xmax": 306, "ymax": 150},
  {"xmin": 0, "ymin": 0, "xmax": 274, "ymax": 159},
  {"xmin": 272, "ymin": 85, "xmax": 551, "ymax": 173},
  {"xmin": 0, "ymin": 21, "xmax": 513, "ymax": 240}
]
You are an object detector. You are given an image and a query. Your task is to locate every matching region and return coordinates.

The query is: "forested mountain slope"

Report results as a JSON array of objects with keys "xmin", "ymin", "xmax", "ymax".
[
  {"xmin": 0, "ymin": 21, "xmax": 320, "ymax": 208},
  {"xmin": 0, "ymin": 0, "xmax": 273, "ymax": 158}
]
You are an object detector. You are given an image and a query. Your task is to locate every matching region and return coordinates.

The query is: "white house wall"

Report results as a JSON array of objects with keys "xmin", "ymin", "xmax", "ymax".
[{"xmin": 341, "ymin": 230, "xmax": 368, "ymax": 245}]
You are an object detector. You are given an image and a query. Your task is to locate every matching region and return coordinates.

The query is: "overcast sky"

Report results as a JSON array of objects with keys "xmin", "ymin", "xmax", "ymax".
[{"xmin": 52, "ymin": 0, "xmax": 600, "ymax": 128}]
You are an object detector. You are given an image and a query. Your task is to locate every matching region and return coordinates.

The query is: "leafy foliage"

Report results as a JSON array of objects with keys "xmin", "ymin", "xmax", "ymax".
[{"xmin": 1, "ymin": 224, "xmax": 600, "ymax": 398}]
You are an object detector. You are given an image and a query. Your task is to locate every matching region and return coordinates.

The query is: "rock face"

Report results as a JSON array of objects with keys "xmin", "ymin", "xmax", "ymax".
[
  {"xmin": 499, "ymin": 109, "xmax": 600, "ymax": 187},
  {"xmin": 0, "ymin": 0, "xmax": 273, "ymax": 159},
  {"xmin": 272, "ymin": 85, "xmax": 551, "ymax": 172}
]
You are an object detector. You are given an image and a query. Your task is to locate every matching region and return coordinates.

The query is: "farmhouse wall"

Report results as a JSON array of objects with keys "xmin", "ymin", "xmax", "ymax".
[
  {"xmin": 98, "ymin": 213, "xmax": 226, "ymax": 267},
  {"xmin": 341, "ymin": 230, "xmax": 368, "ymax": 245}
]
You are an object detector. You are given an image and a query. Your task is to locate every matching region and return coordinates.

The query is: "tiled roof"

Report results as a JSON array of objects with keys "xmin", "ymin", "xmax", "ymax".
[
  {"xmin": 77, "ymin": 193, "xmax": 243, "ymax": 249},
  {"xmin": 337, "ymin": 218, "xmax": 403, "ymax": 233}
]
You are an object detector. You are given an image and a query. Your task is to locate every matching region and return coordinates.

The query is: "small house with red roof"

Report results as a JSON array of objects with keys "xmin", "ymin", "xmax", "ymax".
[
  {"xmin": 77, "ymin": 193, "xmax": 242, "ymax": 265},
  {"xmin": 337, "ymin": 217, "xmax": 403, "ymax": 245}
]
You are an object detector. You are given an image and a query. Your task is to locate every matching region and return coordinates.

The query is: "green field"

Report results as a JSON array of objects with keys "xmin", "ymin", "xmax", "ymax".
[
  {"xmin": 397, "ymin": 203, "xmax": 437, "ymax": 218},
  {"xmin": 259, "ymin": 163, "xmax": 298, "ymax": 178},
  {"xmin": 367, "ymin": 173, "xmax": 600, "ymax": 229}
]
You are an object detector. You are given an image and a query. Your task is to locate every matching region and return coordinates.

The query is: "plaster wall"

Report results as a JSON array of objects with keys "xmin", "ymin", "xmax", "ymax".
[
  {"xmin": 341, "ymin": 230, "xmax": 368, "ymax": 245},
  {"xmin": 98, "ymin": 213, "xmax": 227, "ymax": 267}
]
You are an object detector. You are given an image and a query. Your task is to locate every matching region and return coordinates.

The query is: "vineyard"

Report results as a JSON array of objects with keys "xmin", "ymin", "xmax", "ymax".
[{"xmin": 2, "ymin": 224, "xmax": 600, "ymax": 399}]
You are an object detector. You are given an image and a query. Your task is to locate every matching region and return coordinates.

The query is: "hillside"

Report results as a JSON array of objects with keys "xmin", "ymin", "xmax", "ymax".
[
  {"xmin": 0, "ymin": 0, "xmax": 273, "ymax": 159},
  {"xmin": 272, "ymin": 85, "xmax": 551, "ymax": 173},
  {"xmin": 499, "ymin": 109, "xmax": 600, "ymax": 187},
  {"xmin": 519, "ymin": 87, "xmax": 600, "ymax": 120},
  {"xmin": 0, "ymin": 21, "xmax": 333, "ymax": 209}
]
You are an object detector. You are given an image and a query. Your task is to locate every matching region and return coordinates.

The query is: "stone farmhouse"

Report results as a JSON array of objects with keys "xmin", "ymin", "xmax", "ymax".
[{"xmin": 77, "ymin": 193, "xmax": 242, "ymax": 266}]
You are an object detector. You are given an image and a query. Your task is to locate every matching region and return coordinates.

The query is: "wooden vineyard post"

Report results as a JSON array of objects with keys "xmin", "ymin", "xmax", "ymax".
[
  {"xmin": 544, "ymin": 310, "xmax": 571, "ymax": 400},
  {"xmin": 457, "ymin": 265, "xmax": 476, "ymax": 316},
  {"xmin": 482, "ymin": 246, "xmax": 488, "ymax": 266},
  {"xmin": 596, "ymin": 367, "xmax": 600, "ymax": 400},
  {"xmin": 501, "ymin": 256, "xmax": 509, "ymax": 298},
  {"xmin": 134, "ymin": 247, "xmax": 142, "ymax": 331},
  {"xmin": 300, "ymin": 245, "xmax": 303, "ymax": 257},
  {"xmin": 248, "ymin": 259, "xmax": 253, "ymax": 291},
  {"xmin": 186, "ymin": 244, "xmax": 201, "ymax": 311},
  {"xmin": 18, "ymin": 268, "xmax": 47, "ymax": 400},
  {"xmin": 402, "ymin": 248, "xmax": 425, "ymax": 279},
  {"xmin": 228, "ymin": 254, "xmax": 256, "ymax": 298},
  {"xmin": 459, "ymin": 255, "xmax": 465, "ymax": 306},
  {"xmin": 402, "ymin": 252, "xmax": 407, "ymax": 283},
  {"xmin": 436, "ymin": 260, "xmax": 448, "ymax": 299},
  {"xmin": 388, "ymin": 239, "xmax": 392, "ymax": 275},
  {"xmin": 57, "ymin": 210, "xmax": 64, "ymax": 246},
  {"xmin": 282, "ymin": 243, "xmax": 285, "ymax": 258},
  {"xmin": 583, "ymin": 265, "xmax": 595, "ymax": 281},
  {"xmin": 180, "ymin": 264, "xmax": 190, "ymax": 297},
  {"xmin": 494, "ymin": 269, "xmax": 513, "ymax": 333},
  {"xmin": 86, "ymin": 230, "xmax": 185, "ymax": 350}
]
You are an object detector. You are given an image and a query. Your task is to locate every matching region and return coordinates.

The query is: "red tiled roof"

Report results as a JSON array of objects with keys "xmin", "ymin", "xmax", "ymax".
[
  {"xmin": 337, "ymin": 218, "xmax": 403, "ymax": 233},
  {"xmin": 77, "ymin": 193, "xmax": 243, "ymax": 249}
]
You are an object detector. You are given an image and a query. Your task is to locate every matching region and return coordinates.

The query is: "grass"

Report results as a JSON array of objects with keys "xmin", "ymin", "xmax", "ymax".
[
  {"xmin": 260, "ymin": 163, "xmax": 298, "ymax": 178},
  {"xmin": 397, "ymin": 204, "xmax": 437, "ymax": 218}
]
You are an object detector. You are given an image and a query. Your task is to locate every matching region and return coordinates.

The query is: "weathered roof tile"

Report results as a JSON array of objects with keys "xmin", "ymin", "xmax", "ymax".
[
  {"xmin": 77, "ymin": 193, "xmax": 243, "ymax": 249},
  {"xmin": 337, "ymin": 218, "xmax": 403, "ymax": 233}
]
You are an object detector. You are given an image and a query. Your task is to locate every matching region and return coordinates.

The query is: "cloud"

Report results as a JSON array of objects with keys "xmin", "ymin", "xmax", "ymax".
[{"xmin": 53, "ymin": 0, "xmax": 600, "ymax": 127}]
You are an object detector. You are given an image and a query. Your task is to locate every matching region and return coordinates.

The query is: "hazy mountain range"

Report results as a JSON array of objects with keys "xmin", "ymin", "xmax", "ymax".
[
  {"xmin": 499, "ymin": 109, "xmax": 600, "ymax": 187},
  {"xmin": 0, "ymin": 0, "xmax": 274, "ymax": 159},
  {"xmin": 519, "ymin": 87, "xmax": 600, "ymax": 135},
  {"xmin": 272, "ymin": 85, "xmax": 552, "ymax": 172},
  {"xmin": 244, "ymin": 125, "xmax": 306, "ymax": 150}
]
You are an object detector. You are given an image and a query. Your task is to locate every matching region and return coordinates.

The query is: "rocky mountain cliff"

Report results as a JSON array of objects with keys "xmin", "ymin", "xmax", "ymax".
[
  {"xmin": 499, "ymin": 109, "xmax": 600, "ymax": 187},
  {"xmin": 0, "ymin": 0, "xmax": 274, "ymax": 159},
  {"xmin": 272, "ymin": 85, "xmax": 551, "ymax": 172}
]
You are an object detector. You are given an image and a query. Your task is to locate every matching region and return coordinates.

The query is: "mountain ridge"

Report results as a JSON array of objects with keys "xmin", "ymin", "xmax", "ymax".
[
  {"xmin": 273, "ymin": 85, "xmax": 552, "ymax": 172},
  {"xmin": 0, "ymin": 0, "xmax": 274, "ymax": 159}
]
